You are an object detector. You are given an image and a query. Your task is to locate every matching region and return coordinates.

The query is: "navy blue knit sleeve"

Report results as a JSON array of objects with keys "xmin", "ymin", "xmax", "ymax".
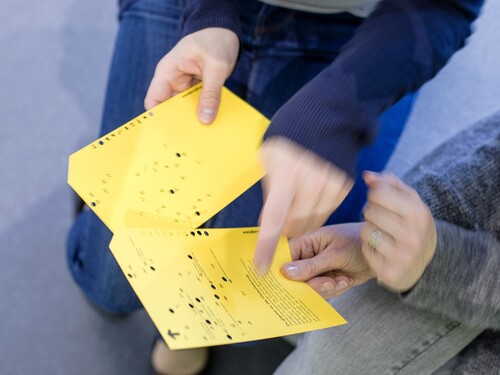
[
  {"xmin": 182, "ymin": 0, "xmax": 241, "ymax": 39},
  {"xmin": 265, "ymin": 0, "xmax": 484, "ymax": 177},
  {"xmin": 180, "ymin": 0, "xmax": 483, "ymax": 177}
]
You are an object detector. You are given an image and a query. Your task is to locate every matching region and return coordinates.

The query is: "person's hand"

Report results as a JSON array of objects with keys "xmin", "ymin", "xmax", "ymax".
[
  {"xmin": 281, "ymin": 223, "xmax": 374, "ymax": 299},
  {"xmin": 255, "ymin": 138, "xmax": 354, "ymax": 270},
  {"xmin": 144, "ymin": 28, "xmax": 239, "ymax": 124},
  {"xmin": 280, "ymin": 171, "xmax": 437, "ymax": 298},
  {"xmin": 361, "ymin": 171, "xmax": 437, "ymax": 292}
]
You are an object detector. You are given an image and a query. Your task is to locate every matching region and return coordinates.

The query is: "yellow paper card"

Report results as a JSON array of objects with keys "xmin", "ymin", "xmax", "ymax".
[
  {"xmin": 68, "ymin": 84, "xmax": 269, "ymax": 232},
  {"xmin": 109, "ymin": 227, "xmax": 347, "ymax": 349}
]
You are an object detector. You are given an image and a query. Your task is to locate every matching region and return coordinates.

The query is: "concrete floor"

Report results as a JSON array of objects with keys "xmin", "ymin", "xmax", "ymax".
[{"xmin": 0, "ymin": 1, "xmax": 499, "ymax": 374}]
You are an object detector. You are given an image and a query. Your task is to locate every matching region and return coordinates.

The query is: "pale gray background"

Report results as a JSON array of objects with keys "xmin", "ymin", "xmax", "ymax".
[{"xmin": 0, "ymin": 1, "xmax": 499, "ymax": 374}]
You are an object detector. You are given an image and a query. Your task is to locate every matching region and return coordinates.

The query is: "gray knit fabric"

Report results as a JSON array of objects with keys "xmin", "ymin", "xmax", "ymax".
[{"xmin": 401, "ymin": 111, "xmax": 500, "ymax": 373}]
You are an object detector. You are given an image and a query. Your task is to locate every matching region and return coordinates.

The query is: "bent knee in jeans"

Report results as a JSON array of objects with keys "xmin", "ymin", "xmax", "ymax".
[{"xmin": 67, "ymin": 211, "xmax": 142, "ymax": 314}]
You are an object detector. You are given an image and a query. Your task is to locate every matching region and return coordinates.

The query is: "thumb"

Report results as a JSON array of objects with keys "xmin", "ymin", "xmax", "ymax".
[
  {"xmin": 198, "ymin": 66, "xmax": 227, "ymax": 124},
  {"xmin": 281, "ymin": 255, "xmax": 332, "ymax": 282}
]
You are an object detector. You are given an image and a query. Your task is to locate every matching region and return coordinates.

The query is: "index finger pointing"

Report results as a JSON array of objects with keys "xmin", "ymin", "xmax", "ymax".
[{"xmin": 254, "ymin": 179, "xmax": 294, "ymax": 272}]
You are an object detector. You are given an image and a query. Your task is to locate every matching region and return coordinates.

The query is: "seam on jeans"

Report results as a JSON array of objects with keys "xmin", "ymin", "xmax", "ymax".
[{"xmin": 393, "ymin": 321, "xmax": 461, "ymax": 374}]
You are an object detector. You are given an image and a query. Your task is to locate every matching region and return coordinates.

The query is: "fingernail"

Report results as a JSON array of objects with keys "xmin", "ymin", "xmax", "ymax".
[
  {"xmin": 199, "ymin": 108, "xmax": 214, "ymax": 124},
  {"xmin": 285, "ymin": 264, "xmax": 299, "ymax": 277},
  {"xmin": 335, "ymin": 280, "xmax": 348, "ymax": 291},
  {"xmin": 320, "ymin": 282, "xmax": 334, "ymax": 293}
]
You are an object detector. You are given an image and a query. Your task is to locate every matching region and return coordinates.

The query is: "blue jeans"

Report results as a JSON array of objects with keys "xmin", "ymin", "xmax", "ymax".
[
  {"xmin": 275, "ymin": 281, "xmax": 480, "ymax": 374},
  {"xmin": 67, "ymin": 0, "xmax": 415, "ymax": 314}
]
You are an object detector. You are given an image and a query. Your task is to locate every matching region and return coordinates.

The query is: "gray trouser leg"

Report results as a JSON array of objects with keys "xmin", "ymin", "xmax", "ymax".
[{"xmin": 275, "ymin": 281, "xmax": 481, "ymax": 375}]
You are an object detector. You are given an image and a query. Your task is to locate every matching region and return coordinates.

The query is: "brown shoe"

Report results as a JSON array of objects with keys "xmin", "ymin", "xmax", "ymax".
[{"xmin": 151, "ymin": 339, "xmax": 208, "ymax": 375}]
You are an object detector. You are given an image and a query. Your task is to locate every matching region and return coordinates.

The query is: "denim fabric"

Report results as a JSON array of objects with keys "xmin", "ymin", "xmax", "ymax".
[
  {"xmin": 275, "ymin": 281, "xmax": 481, "ymax": 375},
  {"xmin": 68, "ymin": 0, "xmax": 184, "ymax": 314},
  {"xmin": 67, "ymin": 0, "xmax": 415, "ymax": 313}
]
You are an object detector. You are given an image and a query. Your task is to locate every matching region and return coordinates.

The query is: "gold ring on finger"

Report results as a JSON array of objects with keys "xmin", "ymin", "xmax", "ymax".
[{"xmin": 368, "ymin": 229, "xmax": 383, "ymax": 252}]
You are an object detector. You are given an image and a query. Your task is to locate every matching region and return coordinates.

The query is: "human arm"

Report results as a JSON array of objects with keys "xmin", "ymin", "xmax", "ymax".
[
  {"xmin": 159, "ymin": 0, "xmax": 482, "ymax": 137},
  {"xmin": 144, "ymin": 27, "xmax": 239, "ymax": 123},
  {"xmin": 281, "ymin": 171, "xmax": 437, "ymax": 296},
  {"xmin": 281, "ymin": 176, "xmax": 500, "ymax": 328},
  {"xmin": 402, "ymin": 220, "xmax": 500, "ymax": 329},
  {"xmin": 265, "ymin": 0, "xmax": 484, "ymax": 174},
  {"xmin": 364, "ymin": 169, "xmax": 500, "ymax": 329},
  {"xmin": 283, "ymin": 114, "xmax": 500, "ymax": 328},
  {"xmin": 282, "ymin": 217, "xmax": 500, "ymax": 329},
  {"xmin": 257, "ymin": 0, "xmax": 484, "ymax": 267},
  {"xmin": 145, "ymin": 0, "xmax": 484, "ymax": 269},
  {"xmin": 399, "ymin": 112, "xmax": 500, "ymax": 329},
  {"xmin": 144, "ymin": 1, "xmax": 241, "ymax": 121}
]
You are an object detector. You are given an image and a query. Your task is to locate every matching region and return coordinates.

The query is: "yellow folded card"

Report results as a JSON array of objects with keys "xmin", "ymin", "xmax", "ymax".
[
  {"xmin": 68, "ymin": 84, "xmax": 269, "ymax": 232},
  {"xmin": 68, "ymin": 84, "xmax": 347, "ymax": 349},
  {"xmin": 110, "ymin": 227, "xmax": 347, "ymax": 349}
]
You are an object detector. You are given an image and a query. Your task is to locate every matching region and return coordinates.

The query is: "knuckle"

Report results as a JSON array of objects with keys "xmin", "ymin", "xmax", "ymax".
[
  {"xmin": 405, "ymin": 232, "xmax": 421, "ymax": 251},
  {"xmin": 211, "ymin": 59, "xmax": 231, "ymax": 73},
  {"xmin": 303, "ymin": 259, "xmax": 319, "ymax": 277},
  {"xmin": 366, "ymin": 188, "xmax": 378, "ymax": 204},
  {"xmin": 205, "ymin": 57, "xmax": 232, "ymax": 77},
  {"xmin": 155, "ymin": 56, "xmax": 169, "ymax": 70},
  {"xmin": 360, "ymin": 223, "xmax": 371, "ymax": 242},
  {"xmin": 362, "ymin": 204, "xmax": 372, "ymax": 219},
  {"xmin": 397, "ymin": 251, "xmax": 413, "ymax": 269},
  {"xmin": 200, "ymin": 89, "xmax": 220, "ymax": 105},
  {"xmin": 363, "ymin": 205, "xmax": 376, "ymax": 222},
  {"xmin": 382, "ymin": 269, "xmax": 400, "ymax": 286}
]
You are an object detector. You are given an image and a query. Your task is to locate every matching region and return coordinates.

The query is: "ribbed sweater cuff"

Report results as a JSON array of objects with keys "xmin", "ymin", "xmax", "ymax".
[
  {"xmin": 182, "ymin": 0, "xmax": 241, "ymax": 40},
  {"xmin": 265, "ymin": 127, "xmax": 360, "ymax": 179},
  {"xmin": 264, "ymin": 78, "xmax": 372, "ymax": 178}
]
